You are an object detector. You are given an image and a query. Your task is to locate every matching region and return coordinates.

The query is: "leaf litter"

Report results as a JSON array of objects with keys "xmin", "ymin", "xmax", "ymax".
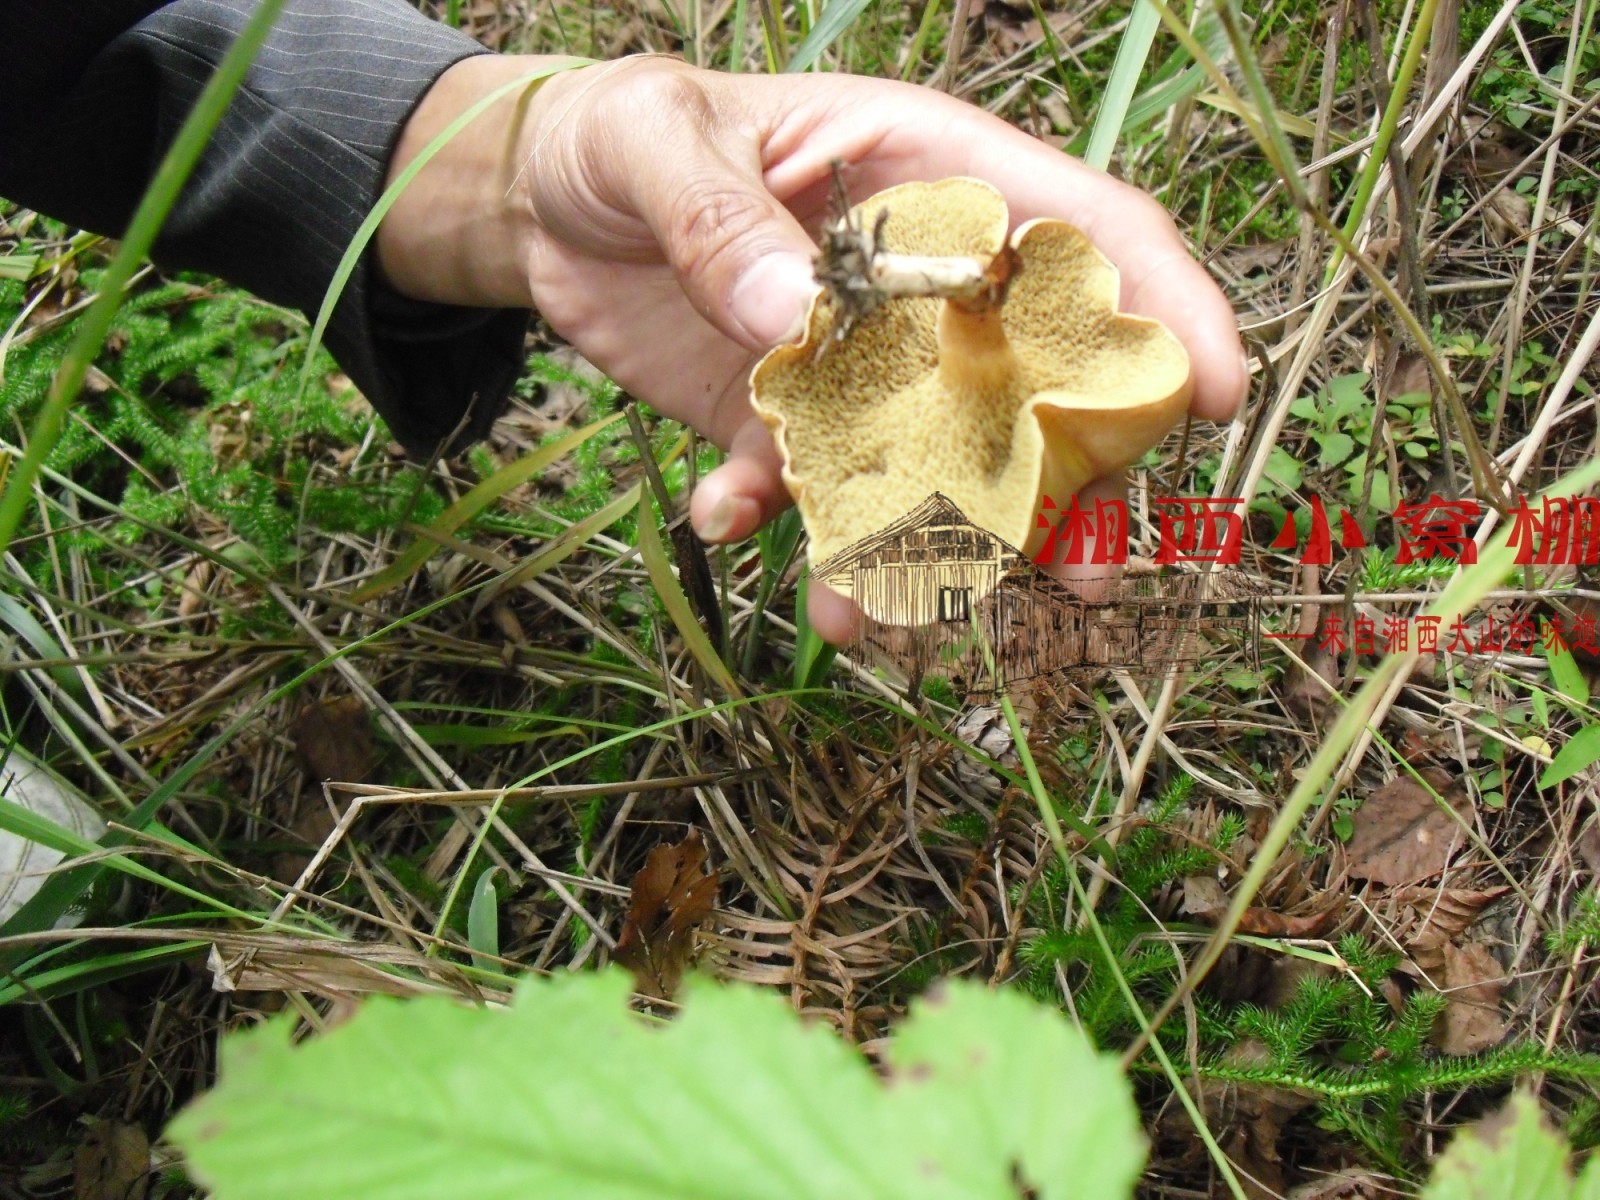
[{"xmin": 612, "ymin": 830, "xmax": 720, "ymax": 1001}]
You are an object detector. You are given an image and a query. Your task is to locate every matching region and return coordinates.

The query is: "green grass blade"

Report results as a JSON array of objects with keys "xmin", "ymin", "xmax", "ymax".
[
  {"xmin": 0, "ymin": 795, "xmax": 255, "ymax": 920},
  {"xmin": 0, "ymin": 578, "xmax": 482, "ymax": 968},
  {"xmin": 792, "ymin": 570, "xmax": 837, "ymax": 690},
  {"xmin": 1541, "ymin": 726, "xmax": 1600, "ymax": 790},
  {"xmin": 467, "ymin": 868, "xmax": 505, "ymax": 975},
  {"xmin": 784, "ymin": 0, "xmax": 876, "ymax": 73},
  {"xmin": 472, "ymin": 482, "xmax": 641, "ymax": 611},
  {"xmin": 1324, "ymin": 0, "xmax": 1439, "ymax": 283},
  {"xmin": 0, "ymin": 591, "xmax": 83, "ymax": 698},
  {"xmin": 0, "ymin": 0, "xmax": 287, "ymax": 555},
  {"xmin": 729, "ymin": 0, "xmax": 749, "ymax": 71},
  {"xmin": 351, "ymin": 411, "xmax": 623, "ymax": 601},
  {"xmin": 0, "ymin": 943, "xmax": 210, "ymax": 1006},
  {"xmin": 1543, "ymin": 630, "xmax": 1590, "ymax": 707},
  {"xmin": 1084, "ymin": 0, "xmax": 1163, "ymax": 171},
  {"xmin": 1129, "ymin": 449, "xmax": 1600, "ymax": 1061},
  {"xmin": 0, "ymin": 254, "xmax": 40, "ymax": 283},
  {"xmin": 635, "ymin": 490, "xmax": 740, "ymax": 697}
]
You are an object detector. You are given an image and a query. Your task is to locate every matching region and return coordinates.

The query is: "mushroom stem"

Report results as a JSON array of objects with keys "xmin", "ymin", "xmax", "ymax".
[
  {"xmin": 936, "ymin": 302, "xmax": 1019, "ymax": 392},
  {"xmin": 866, "ymin": 244, "xmax": 1017, "ymax": 312},
  {"xmin": 865, "ymin": 253, "xmax": 990, "ymax": 301}
]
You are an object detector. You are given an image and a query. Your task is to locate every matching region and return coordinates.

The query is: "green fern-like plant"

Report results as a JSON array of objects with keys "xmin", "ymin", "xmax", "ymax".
[
  {"xmin": 1, "ymin": 270, "xmax": 390, "ymax": 585},
  {"xmin": 1014, "ymin": 772, "xmax": 1234, "ymax": 1043},
  {"xmin": 1192, "ymin": 941, "xmax": 1600, "ymax": 1176},
  {"xmin": 1013, "ymin": 754, "xmax": 1600, "ymax": 1178}
]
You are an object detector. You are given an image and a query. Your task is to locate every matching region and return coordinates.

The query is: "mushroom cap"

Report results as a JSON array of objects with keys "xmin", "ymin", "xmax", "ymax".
[{"xmin": 751, "ymin": 177, "xmax": 1193, "ymax": 584}]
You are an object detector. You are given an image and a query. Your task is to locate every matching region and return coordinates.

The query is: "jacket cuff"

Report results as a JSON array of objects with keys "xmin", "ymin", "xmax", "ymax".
[{"xmin": 127, "ymin": 0, "xmax": 530, "ymax": 455}]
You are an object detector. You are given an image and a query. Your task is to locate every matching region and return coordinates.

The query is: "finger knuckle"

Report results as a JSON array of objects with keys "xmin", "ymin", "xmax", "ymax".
[
  {"xmin": 607, "ymin": 59, "xmax": 714, "ymax": 128},
  {"xmin": 666, "ymin": 180, "xmax": 773, "ymax": 283}
]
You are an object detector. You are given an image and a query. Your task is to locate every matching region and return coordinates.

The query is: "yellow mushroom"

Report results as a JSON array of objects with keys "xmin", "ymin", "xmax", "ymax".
[{"xmin": 751, "ymin": 177, "xmax": 1192, "ymax": 616}]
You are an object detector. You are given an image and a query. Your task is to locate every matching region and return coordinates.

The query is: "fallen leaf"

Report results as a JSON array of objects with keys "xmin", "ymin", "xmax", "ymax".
[
  {"xmin": 1288, "ymin": 1170, "xmax": 1392, "ymax": 1198},
  {"xmin": 1344, "ymin": 773, "xmax": 1472, "ymax": 886},
  {"xmin": 1485, "ymin": 189, "xmax": 1532, "ymax": 244},
  {"xmin": 291, "ymin": 695, "xmax": 377, "ymax": 784},
  {"xmin": 1577, "ymin": 817, "xmax": 1600, "ymax": 877},
  {"xmin": 73, "ymin": 1118, "xmax": 149, "ymax": 1200},
  {"xmin": 1433, "ymin": 940, "xmax": 1509, "ymax": 1056},
  {"xmin": 1181, "ymin": 874, "xmax": 1228, "ymax": 918},
  {"xmin": 1181, "ymin": 875, "xmax": 1340, "ymax": 937},
  {"xmin": 1388, "ymin": 350, "xmax": 1433, "ymax": 400},
  {"xmin": 1164, "ymin": 1038, "xmax": 1317, "ymax": 1200},
  {"xmin": 1396, "ymin": 886, "xmax": 1510, "ymax": 976},
  {"xmin": 1236, "ymin": 906, "xmax": 1340, "ymax": 939},
  {"xmin": 613, "ymin": 831, "xmax": 719, "ymax": 1001}
]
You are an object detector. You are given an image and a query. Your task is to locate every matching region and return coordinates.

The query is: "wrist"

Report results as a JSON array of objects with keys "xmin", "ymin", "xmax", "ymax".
[{"xmin": 376, "ymin": 54, "xmax": 584, "ymax": 310}]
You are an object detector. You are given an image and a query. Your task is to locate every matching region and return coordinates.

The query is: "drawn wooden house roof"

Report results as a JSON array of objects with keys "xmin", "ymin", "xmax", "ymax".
[{"xmin": 813, "ymin": 492, "xmax": 1027, "ymax": 588}]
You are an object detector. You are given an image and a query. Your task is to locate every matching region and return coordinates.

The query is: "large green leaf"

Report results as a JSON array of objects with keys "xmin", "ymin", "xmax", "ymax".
[
  {"xmin": 1541, "ymin": 724, "xmax": 1600, "ymax": 790},
  {"xmin": 169, "ymin": 971, "xmax": 1144, "ymax": 1199},
  {"xmin": 1423, "ymin": 1090, "xmax": 1597, "ymax": 1200}
]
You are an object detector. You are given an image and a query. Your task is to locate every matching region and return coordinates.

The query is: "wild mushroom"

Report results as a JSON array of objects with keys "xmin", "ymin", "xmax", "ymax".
[{"xmin": 751, "ymin": 177, "xmax": 1192, "ymax": 621}]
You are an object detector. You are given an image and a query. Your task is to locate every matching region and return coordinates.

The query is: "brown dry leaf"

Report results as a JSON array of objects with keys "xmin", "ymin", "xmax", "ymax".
[
  {"xmin": 1397, "ymin": 885, "xmax": 1509, "ymax": 976},
  {"xmin": 291, "ymin": 695, "xmax": 377, "ymax": 784},
  {"xmin": 1451, "ymin": 115, "xmax": 1528, "ymax": 179},
  {"xmin": 175, "ymin": 559, "xmax": 214, "ymax": 621},
  {"xmin": 1236, "ymin": 905, "xmax": 1340, "ymax": 939},
  {"xmin": 1344, "ymin": 773, "xmax": 1471, "ymax": 886},
  {"xmin": 613, "ymin": 830, "xmax": 720, "ymax": 1001},
  {"xmin": 1171, "ymin": 1038, "xmax": 1317, "ymax": 1200},
  {"xmin": 1432, "ymin": 940, "xmax": 1509, "ymax": 1056},
  {"xmin": 1287, "ymin": 1170, "xmax": 1392, "ymax": 1199},
  {"xmin": 1181, "ymin": 874, "xmax": 1228, "ymax": 918},
  {"xmin": 1388, "ymin": 350, "xmax": 1433, "ymax": 399},
  {"xmin": 1577, "ymin": 817, "xmax": 1600, "ymax": 877},
  {"xmin": 1283, "ymin": 644, "xmax": 1340, "ymax": 718},
  {"xmin": 1181, "ymin": 876, "xmax": 1340, "ymax": 937},
  {"xmin": 1485, "ymin": 189, "xmax": 1533, "ymax": 244},
  {"xmin": 73, "ymin": 1118, "xmax": 149, "ymax": 1200}
]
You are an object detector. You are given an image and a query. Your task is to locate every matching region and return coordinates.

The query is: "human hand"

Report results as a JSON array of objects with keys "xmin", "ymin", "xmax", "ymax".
[{"xmin": 379, "ymin": 54, "xmax": 1247, "ymax": 644}]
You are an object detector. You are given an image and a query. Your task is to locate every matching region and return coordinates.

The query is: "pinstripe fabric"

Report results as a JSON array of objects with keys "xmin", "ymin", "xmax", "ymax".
[{"xmin": 0, "ymin": 0, "xmax": 530, "ymax": 456}]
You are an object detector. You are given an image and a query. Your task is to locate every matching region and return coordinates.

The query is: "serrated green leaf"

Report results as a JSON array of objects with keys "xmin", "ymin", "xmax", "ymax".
[
  {"xmin": 168, "ymin": 971, "xmax": 1144, "ymax": 1200},
  {"xmin": 1327, "ymin": 372, "xmax": 1371, "ymax": 421},
  {"xmin": 1540, "ymin": 724, "xmax": 1600, "ymax": 789},
  {"xmin": 1265, "ymin": 446, "xmax": 1303, "ymax": 491},
  {"xmin": 887, "ymin": 983, "xmax": 1145, "ymax": 1198},
  {"xmin": 1423, "ymin": 1091, "xmax": 1574, "ymax": 1200},
  {"xmin": 1317, "ymin": 431, "xmax": 1356, "ymax": 467}
]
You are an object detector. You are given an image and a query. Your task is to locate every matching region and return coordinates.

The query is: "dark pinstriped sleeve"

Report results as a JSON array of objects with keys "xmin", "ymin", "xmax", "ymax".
[{"xmin": 0, "ymin": 0, "xmax": 529, "ymax": 456}]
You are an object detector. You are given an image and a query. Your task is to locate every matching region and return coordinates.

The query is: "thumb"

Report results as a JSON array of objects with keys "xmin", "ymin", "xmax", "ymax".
[{"xmin": 634, "ymin": 140, "xmax": 818, "ymax": 350}]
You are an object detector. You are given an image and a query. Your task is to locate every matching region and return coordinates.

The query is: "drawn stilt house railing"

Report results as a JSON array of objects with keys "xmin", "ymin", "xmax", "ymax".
[{"xmin": 814, "ymin": 492, "xmax": 1263, "ymax": 695}]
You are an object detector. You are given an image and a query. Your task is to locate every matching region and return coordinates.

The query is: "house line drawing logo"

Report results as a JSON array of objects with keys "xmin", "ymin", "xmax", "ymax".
[{"xmin": 812, "ymin": 492, "xmax": 1262, "ymax": 692}]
